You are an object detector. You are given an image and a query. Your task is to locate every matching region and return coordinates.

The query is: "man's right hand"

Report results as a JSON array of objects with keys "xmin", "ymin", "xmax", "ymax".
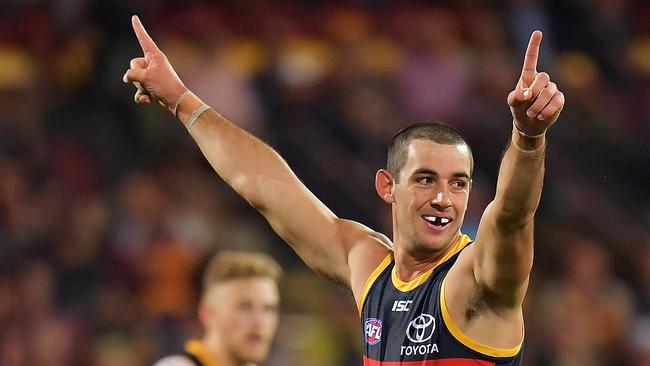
[{"xmin": 123, "ymin": 15, "xmax": 188, "ymax": 111}]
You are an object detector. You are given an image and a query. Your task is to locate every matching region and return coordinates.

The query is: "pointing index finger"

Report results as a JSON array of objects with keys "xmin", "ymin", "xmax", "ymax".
[
  {"xmin": 521, "ymin": 30, "xmax": 543, "ymax": 85},
  {"xmin": 132, "ymin": 15, "xmax": 159, "ymax": 55}
]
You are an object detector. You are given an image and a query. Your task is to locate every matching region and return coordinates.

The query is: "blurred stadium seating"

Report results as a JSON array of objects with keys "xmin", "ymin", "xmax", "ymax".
[{"xmin": 1, "ymin": 1, "xmax": 649, "ymax": 365}]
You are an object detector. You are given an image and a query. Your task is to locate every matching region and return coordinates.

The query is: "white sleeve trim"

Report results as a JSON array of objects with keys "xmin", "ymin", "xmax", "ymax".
[{"xmin": 152, "ymin": 355, "xmax": 195, "ymax": 366}]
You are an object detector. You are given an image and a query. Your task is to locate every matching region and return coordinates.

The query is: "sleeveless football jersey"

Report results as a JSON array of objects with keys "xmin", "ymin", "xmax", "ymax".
[
  {"xmin": 153, "ymin": 340, "xmax": 218, "ymax": 366},
  {"xmin": 182, "ymin": 340, "xmax": 217, "ymax": 366},
  {"xmin": 359, "ymin": 234, "xmax": 523, "ymax": 365}
]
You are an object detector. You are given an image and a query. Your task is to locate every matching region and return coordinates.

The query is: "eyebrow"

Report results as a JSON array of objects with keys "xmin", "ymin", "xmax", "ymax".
[{"xmin": 412, "ymin": 168, "xmax": 470, "ymax": 180}]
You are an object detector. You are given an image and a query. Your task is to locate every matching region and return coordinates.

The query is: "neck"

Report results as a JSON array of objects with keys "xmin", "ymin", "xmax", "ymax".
[
  {"xmin": 202, "ymin": 333, "xmax": 254, "ymax": 366},
  {"xmin": 392, "ymin": 231, "xmax": 461, "ymax": 282}
]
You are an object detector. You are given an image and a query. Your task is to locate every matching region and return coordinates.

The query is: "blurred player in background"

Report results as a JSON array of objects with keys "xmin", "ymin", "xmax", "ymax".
[
  {"xmin": 154, "ymin": 251, "xmax": 281, "ymax": 366},
  {"xmin": 125, "ymin": 14, "xmax": 564, "ymax": 365}
]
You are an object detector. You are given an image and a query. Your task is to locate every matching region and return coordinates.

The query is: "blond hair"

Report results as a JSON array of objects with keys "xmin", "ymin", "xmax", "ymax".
[{"xmin": 202, "ymin": 251, "xmax": 282, "ymax": 294}]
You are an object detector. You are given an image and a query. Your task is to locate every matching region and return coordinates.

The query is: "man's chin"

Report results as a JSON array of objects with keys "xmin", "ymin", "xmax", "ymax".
[
  {"xmin": 241, "ymin": 356, "xmax": 266, "ymax": 364},
  {"xmin": 419, "ymin": 233, "xmax": 457, "ymax": 252},
  {"xmin": 236, "ymin": 347, "xmax": 270, "ymax": 364}
]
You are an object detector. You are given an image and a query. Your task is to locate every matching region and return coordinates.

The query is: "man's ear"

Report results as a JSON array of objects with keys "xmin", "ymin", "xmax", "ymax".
[
  {"xmin": 375, "ymin": 169, "xmax": 395, "ymax": 204},
  {"xmin": 198, "ymin": 302, "xmax": 211, "ymax": 329}
]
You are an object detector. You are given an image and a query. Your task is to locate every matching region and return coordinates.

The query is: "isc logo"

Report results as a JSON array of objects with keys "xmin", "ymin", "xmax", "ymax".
[{"xmin": 392, "ymin": 300, "xmax": 413, "ymax": 312}]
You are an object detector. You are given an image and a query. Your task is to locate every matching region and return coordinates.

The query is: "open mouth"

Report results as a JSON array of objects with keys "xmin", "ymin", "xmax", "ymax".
[
  {"xmin": 246, "ymin": 334, "xmax": 264, "ymax": 344},
  {"xmin": 422, "ymin": 215, "xmax": 452, "ymax": 228}
]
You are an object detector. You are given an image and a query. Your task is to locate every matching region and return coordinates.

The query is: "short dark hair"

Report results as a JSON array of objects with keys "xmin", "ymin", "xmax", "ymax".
[{"xmin": 387, "ymin": 121, "xmax": 473, "ymax": 183}]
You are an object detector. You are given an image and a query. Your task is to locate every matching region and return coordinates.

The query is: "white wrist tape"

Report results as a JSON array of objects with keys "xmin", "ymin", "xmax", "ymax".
[
  {"xmin": 172, "ymin": 90, "xmax": 192, "ymax": 117},
  {"xmin": 185, "ymin": 104, "xmax": 210, "ymax": 131},
  {"xmin": 513, "ymin": 120, "xmax": 545, "ymax": 139}
]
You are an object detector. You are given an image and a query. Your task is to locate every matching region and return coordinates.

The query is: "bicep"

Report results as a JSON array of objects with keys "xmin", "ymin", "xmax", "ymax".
[{"xmin": 472, "ymin": 200, "xmax": 535, "ymax": 306}]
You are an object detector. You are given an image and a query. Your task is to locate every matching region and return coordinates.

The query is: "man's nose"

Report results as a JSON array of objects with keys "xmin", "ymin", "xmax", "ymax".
[{"xmin": 430, "ymin": 185, "xmax": 451, "ymax": 209}]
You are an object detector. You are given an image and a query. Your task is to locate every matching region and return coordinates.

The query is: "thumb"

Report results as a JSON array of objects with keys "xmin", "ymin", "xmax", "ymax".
[
  {"xmin": 123, "ymin": 68, "xmax": 147, "ymax": 83},
  {"xmin": 507, "ymin": 87, "xmax": 531, "ymax": 108}
]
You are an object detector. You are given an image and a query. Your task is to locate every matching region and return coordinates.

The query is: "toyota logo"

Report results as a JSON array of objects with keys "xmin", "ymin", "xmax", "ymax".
[{"xmin": 406, "ymin": 314, "xmax": 435, "ymax": 343}]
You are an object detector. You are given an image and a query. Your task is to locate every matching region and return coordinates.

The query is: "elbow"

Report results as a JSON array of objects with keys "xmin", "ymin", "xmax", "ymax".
[
  {"xmin": 495, "ymin": 211, "xmax": 535, "ymax": 232},
  {"xmin": 236, "ymin": 172, "xmax": 294, "ymax": 214},
  {"xmin": 237, "ymin": 148, "xmax": 292, "ymax": 212},
  {"xmin": 491, "ymin": 200, "xmax": 537, "ymax": 231},
  {"xmin": 230, "ymin": 172, "xmax": 266, "ymax": 211}
]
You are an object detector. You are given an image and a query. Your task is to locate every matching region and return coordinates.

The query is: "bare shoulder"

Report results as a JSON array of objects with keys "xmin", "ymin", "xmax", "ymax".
[
  {"xmin": 337, "ymin": 219, "xmax": 392, "ymax": 306},
  {"xmin": 152, "ymin": 355, "xmax": 195, "ymax": 366},
  {"xmin": 444, "ymin": 242, "xmax": 479, "ymax": 302},
  {"xmin": 338, "ymin": 219, "xmax": 392, "ymax": 249}
]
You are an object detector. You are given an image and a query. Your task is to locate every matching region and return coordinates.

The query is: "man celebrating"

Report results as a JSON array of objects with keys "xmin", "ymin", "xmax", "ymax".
[
  {"xmin": 153, "ymin": 251, "xmax": 281, "ymax": 366},
  {"xmin": 124, "ymin": 15, "xmax": 563, "ymax": 365}
]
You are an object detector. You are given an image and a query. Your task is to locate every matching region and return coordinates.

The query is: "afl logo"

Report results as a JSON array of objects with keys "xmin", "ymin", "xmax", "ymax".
[
  {"xmin": 406, "ymin": 314, "xmax": 435, "ymax": 343},
  {"xmin": 364, "ymin": 318, "xmax": 383, "ymax": 345}
]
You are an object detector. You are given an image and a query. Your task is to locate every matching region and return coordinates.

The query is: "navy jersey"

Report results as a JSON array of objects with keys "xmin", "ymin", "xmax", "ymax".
[{"xmin": 359, "ymin": 234, "xmax": 523, "ymax": 365}]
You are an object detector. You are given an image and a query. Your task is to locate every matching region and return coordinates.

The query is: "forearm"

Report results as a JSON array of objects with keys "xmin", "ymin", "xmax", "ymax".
[
  {"xmin": 177, "ymin": 93, "xmax": 294, "ymax": 210},
  {"xmin": 493, "ymin": 125, "xmax": 546, "ymax": 227},
  {"xmin": 175, "ymin": 92, "xmax": 361, "ymax": 284}
]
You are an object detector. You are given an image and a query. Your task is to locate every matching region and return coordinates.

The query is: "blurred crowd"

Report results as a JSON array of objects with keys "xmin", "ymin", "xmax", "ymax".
[{"xmin": 1, "ymin": 1, "xmax": 649, "ymax": 365}]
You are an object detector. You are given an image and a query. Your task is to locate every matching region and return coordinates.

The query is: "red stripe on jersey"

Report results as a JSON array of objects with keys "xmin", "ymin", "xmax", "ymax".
[{"xmin": 363, "ymin": 356, "xmax": 495, "ymax": 366}]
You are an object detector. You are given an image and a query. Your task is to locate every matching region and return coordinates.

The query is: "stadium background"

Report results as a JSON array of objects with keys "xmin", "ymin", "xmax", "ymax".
[{"xmin": 2, "ymin": 1, "xmax": 649, "ymax": 365}]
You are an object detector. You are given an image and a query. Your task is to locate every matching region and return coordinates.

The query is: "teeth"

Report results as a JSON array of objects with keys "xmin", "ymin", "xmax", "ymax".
[
  {"xmin": 424, "ymin": 216, "xmax": 451, "ymax": 226},
  {"xmin": 423, "ymin": 216, "xmax": 437, "ymax": 223}
]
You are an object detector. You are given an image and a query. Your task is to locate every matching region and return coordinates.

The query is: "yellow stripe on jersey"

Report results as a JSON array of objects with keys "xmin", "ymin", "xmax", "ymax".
[
  {"xmin": 357, "ymin": 253, "xmax": 394, "ymax": 315},
  {"xmin": 440, "ymin": 276, "xmax": 524, "ymax": 358},
  {"xmin": 184, "ymin": 339, "xmax": 219, "ymax": 366},
  {"xmin": 391, "ymin": 234, "xmax": 472, "ymax": 292}
]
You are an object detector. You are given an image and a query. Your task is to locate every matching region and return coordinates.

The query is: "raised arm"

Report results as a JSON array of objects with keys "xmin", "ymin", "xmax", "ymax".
[
  {"xmin": 122, "ymin": 16, "xmax": 390, "ymax": 288},
  {"xmin": 473, "ymin": 31, "xmax": 564, "ymax": 305}
]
